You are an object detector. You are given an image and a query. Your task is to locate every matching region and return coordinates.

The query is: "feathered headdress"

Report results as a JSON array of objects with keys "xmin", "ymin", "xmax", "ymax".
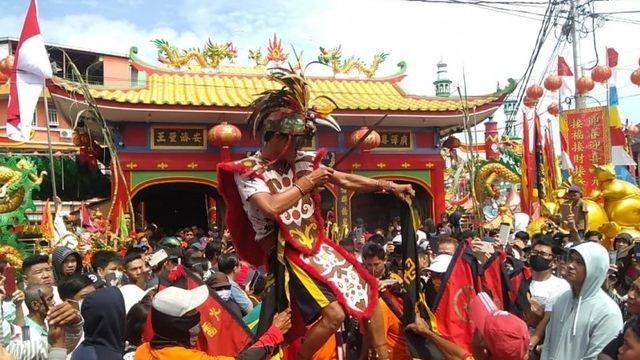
[{"xmin": 248, "ymin": 63, "xmax": 341, "ymax": 138}]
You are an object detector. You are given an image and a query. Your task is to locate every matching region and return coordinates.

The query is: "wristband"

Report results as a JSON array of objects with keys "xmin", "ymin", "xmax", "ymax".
[{"xmin": 293, "ymin": 183, "xmax": 306, "ymax": 196}]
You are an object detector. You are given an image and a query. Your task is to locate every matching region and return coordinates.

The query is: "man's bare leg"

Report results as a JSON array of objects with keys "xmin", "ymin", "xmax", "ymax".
[
  {"xmin": 361, "ymin": 302, "xmax": 389, "ymax": 359},
  {"xmin": 296, "ymin": 301, "xmax": 345, "ymax": 360}
]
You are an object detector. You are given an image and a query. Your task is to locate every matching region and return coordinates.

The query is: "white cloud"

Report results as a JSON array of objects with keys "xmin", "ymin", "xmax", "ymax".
[{"xmin": 1, "ymin": 0, "xmax": 638, "ymax": 129}]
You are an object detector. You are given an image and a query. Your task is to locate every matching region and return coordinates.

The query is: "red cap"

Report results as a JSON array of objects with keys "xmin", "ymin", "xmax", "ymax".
[{"xmin": 471, "ymin": 292, "xmax": 530, "ymax": 360}]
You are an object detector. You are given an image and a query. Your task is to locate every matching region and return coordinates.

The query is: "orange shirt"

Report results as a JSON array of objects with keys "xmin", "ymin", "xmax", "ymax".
[
  {"xmin": 379, "ymin": 298, "xmax": 412, "ymax": 360},
  {"xmin": 134, "ymin": 343, "xmax": 234, "ymax": 360}
]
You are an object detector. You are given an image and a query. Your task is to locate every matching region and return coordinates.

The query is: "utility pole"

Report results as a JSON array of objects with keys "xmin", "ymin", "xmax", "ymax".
[{"xmin": 569, "ymin": 0, "xmax": 586, "ymax": 108}]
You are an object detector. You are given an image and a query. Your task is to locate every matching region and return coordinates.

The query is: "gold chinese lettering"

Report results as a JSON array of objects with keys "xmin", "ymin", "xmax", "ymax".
[
  {"xmin": 390, "ymin": 134, "xmax": 399, "ymax": 145},
  {"xmin": 201, "ymin": 321, "xmax": 218, "ymax": 337},
  {"xmin": 380, "ymin": 134, "xmax": 389, "ymax": 145},
  {"xmin": 571, "ymin": 131, "xmax": 584, "ymax": 140},
  {"xmin": 155, "ymin": 131, "xmax": 166, "ymax": 143},
  {"xmin": 399, "ymin": 135, "xmax": 409, "ymax": 146},
  {"xmin": 589, "ymin": 130, "xmax": 599, "ymax": 139},
  {"xmin": 168, "ymin": 131, "xmax": 178, "ymax": 143},
  {"xmin": 574, "ymin": 153, "xmax": 584, "ymax": 163},
  {"xmin": 179, "ymin": 131, "xmax": 191, "ymax": 143},
  {"xmin": 591, "ymin": 152, "xmax": 601, "ymax": 163},
  {"xmin": 572, "ymin": 142, "xmax": 584, "ymax": 153},
  {"xmin": 192, "ymin": 131, "xmax": 203, "ymax": 144}
]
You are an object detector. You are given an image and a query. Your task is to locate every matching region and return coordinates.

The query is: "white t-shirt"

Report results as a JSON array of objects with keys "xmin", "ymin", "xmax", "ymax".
[
  {"xmin": 234, "ymin": 172, "xmax": 275, "ymax": 240},
  {"xmin": 529, "ymin": 275, "xmax": 571, "ymax": 312}
]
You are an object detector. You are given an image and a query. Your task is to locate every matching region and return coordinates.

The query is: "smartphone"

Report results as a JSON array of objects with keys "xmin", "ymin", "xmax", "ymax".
[
  {"xmin": 498, "ymin": 223, "xmax": 511, "ymax": 246},
  {"xmin": 560, "ymin": 203, "xmax": 572, "ymax": 220},
  {"xmin": 355, "ymin": 227, "xmax": 364, "ymax": 241},
  {"xmin": 609, "ymin": 250, "xmax": 618, "ymax": 265},
  {"xmin": 634, "ymin": 244, "xmax": 640, "ymax": 260},
  {"xmin": 248, "ymin": 270, "xmax": 261, "ymax": 290},
  {"xmin": 4, "ymin": 265, "xmax": 16, "ymax": 297}
]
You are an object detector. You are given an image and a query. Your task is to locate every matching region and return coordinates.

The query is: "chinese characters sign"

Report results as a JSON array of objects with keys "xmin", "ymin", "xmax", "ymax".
[
  {"xmin": 560, "ymin": 107, "xmax": 610, "ymax": 194},
  {"xmin": 377, "ymin": 131, "xmax": 412, "ymax": 149},
  {"xmin": 151, "ymin": 127, "xmax": 206, "ymax": 149}
]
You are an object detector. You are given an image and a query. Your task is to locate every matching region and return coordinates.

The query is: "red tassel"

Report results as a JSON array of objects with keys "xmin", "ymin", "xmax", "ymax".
[{"xmin": 168, "ymin": 264, "xmax": 187, "ymax": 282}]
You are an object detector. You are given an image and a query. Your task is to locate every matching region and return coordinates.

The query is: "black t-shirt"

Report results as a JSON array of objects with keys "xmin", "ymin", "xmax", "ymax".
[{"xmin": 601, "ymin": 330, "xmax": 623, "ymax": 360}]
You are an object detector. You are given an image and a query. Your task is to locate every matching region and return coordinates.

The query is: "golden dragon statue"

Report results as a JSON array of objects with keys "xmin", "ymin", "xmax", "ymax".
[
  {"xmin": 317, "ymin": 46, "xmax": 388, "ymax": 78},
  {"xmin": 0, "ymin": 158, "xmax": 46, "ymax": 225},
  {"xmin": 153, "ymin": 38, "xmax": 238, "ymax": 70},
  {"xmin": 248, "ymin": 34, "xmax": 288, "ymax": 67}
]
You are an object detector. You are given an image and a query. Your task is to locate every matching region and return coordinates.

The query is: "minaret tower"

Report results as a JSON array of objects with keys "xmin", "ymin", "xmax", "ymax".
[{"xmin": 433, "ymin": 60, "xmax": 452, "ymax": 97}]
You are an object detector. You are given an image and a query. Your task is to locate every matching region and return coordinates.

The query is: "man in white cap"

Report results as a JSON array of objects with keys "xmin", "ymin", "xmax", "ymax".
[
  {"xmin": 134, "ymin": 285, "xmax": 291, "ymax": 360},
  {"xmin": 423, "ymin": 254, "xmax": 452, "ymax": 309}
]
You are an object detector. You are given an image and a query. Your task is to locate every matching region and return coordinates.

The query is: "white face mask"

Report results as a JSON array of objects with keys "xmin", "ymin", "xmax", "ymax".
[{"xmin": 217, "ymin": 289, "xmax": 231, "ymax": 301}]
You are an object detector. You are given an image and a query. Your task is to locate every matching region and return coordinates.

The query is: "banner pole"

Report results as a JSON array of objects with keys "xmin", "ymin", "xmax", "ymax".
[{"xmin": 43, "ymin": 86, "xmax": 58, "ymax": 201}]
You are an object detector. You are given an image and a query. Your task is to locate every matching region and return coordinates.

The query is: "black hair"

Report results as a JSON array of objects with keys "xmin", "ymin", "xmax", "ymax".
[
  {"xmin": 584, "ymin": 230, "xmax": 603, "ymax": 241},
  {"xmin": 368, "ymin": 234, "xmax": 386, "ymax": 246},
  {"xmin": 58, "ymin": 274, "xmax": 94, "ymax": 301},
  {"xmin": 514, "ymin": 231, "xmax": 530, "ymax": 241},
  {"xmin": 339, "ymin": 238, "xmax": 355, "ymax": 253},
  {"xmin": 205, "ymin": 240, "xmax": 223, "ymax": 262},
  {"xmin": 91, "ymin": 250, "xmax": 122, "ymax": 271},
  {"xmin": 533, "ymin": 235, "xmax": 554, "ymax": 250},
  {"xmin": 252, "ymin": 274, "xmax": 266, "ymax": 296},
  {"xmin": 22, "ymin": 254, "xmax": 50, "ymax": 274},
  {"xmin": 126, "ymin": 301, "xmax": 151, "ymax": 347},
  {"xmin": 123, "ymin": 252, "xmax": 143, "ymax": 267},
  {"xmin": 263, "ymin": 131, "xmax": 275, "ymax": 143},
  {"xmin": 361, "ymin": 242, "xmax": 386, "ymax": 260},
  {"xmin": 217, "ymin": 253, "xmax": 240, "ymax": 274},
  {"xmin": 626, "ymin": 314, "xmax": 640, "ymax": 337}
]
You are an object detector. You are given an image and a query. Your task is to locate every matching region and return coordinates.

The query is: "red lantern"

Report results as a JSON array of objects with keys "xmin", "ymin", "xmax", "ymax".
[
  {"xmin": 591, "ymin": 65, "xmax": 612, "ymax": 83},
  {"xmin": 72, "ymin": 132, "xmax": 90, "ymax": 147},
  {"xmin": 576, "ymin": 76, "xmax": 595, "ymax": 94},
  {"xmin": 631, "ymin": 69, "xmax": 640, "ymax": 86},
  {"xmin": 544, "ymin": 75, "xmax": 562, "ymax": 92},
  {"xmin": 208, "ymin": 122, "xmax": 242, "ymax": 147},
  {"xmin": 350, "ymin": 127, "xmax": 380, "ymax": 151},
  {"xmin": 547, "ymin": 102, "xmax": 559, "ymax": 116},
  {"xmin": 0, "ymin": 55, "xmax": 13, "ymax": 76},
  {"xmin": 523, "ymin": 97, "xmax": 538, "ymax": 108},
  {"xmin": 526, "ymin": 85, "xmax": 544, "ymax": 100}
]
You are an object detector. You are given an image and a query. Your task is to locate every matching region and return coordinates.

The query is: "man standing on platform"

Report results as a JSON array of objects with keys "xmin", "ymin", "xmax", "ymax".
[{"xmin": 218, "ymin": 65, "xmax": 414, "ymax": 360}]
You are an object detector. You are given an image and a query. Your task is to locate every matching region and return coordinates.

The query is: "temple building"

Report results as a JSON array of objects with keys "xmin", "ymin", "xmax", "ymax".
[{"xmin": 5, "ymin": 36, "xmax": 514, "ymax": 233}]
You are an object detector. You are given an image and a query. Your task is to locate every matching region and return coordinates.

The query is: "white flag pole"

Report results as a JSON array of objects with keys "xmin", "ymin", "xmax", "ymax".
[{"xmin": 43, "ymin": 85, "xmax": 58, "ymax": 201}]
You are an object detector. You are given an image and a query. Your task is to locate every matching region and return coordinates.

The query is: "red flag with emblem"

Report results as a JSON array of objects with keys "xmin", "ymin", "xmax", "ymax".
[
  {"xmin": 432, "ymin": 239, "xmax": 480, "ymax": 352},
  {"xmin": 481, "ymin": 250, "xmax": 508, "ymax": 310}
]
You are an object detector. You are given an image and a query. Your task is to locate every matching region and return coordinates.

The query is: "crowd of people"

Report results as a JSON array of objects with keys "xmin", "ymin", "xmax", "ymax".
[{"xmin": 0, "ymin": 207, "xmax": 638, "ymax": 360}]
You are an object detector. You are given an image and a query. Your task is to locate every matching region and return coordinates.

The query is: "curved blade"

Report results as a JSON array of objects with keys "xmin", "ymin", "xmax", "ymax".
[{"xmin": 315, "ymin": 115, "xmax": 341, "ymax": 132}]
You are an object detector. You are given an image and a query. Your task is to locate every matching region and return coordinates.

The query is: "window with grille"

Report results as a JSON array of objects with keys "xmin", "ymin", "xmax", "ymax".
[
  {"xmin": 32, "ymin": 110, "xmax": 38, "ymax": 127},
  {"xmin": 48, "ymin": 106, "xmax": 58, "ymax": 127}
]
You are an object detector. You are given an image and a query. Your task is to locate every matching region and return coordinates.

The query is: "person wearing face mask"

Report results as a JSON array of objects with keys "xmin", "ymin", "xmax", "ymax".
[
  {"xmin": 527, "ymin": 237, "xmax": 571, "ymax": 351},
  {"xmin": 206, "ymin": 272, "xmax": 243, "ymax": 319},
  {"xmin": 134, "ymin": 285, "xmax": 290, "ymax": 360}
]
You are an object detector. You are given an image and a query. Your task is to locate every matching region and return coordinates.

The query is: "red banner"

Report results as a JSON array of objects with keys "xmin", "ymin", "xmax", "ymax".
[{"xmin": 560, "ymin": 107, "xmax": 611, "ymax": 194}]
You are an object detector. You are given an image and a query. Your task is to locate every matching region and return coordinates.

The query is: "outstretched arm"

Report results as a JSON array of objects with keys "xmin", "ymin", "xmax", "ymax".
[{"xmin": 329, "ymin": 169, "xmax": 415, "ymax": 201}]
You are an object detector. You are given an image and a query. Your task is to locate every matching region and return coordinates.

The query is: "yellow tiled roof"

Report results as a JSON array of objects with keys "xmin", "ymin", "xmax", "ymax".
[{"xmin": 55, "ymin": 73, "xmax": 503, "ymax": 112}]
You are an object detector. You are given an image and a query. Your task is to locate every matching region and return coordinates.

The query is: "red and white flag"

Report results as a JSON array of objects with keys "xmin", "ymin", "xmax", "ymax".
[{"xmin": 6, "ymin": 0, "xmax": 52, "ymax": 142}]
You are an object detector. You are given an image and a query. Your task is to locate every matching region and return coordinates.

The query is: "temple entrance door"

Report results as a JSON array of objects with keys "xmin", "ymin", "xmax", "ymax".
[
  {"xmin": 132, "ymin": 182, "xmax": 223, "ymax": 234},
  {"xmin": 350, "ymin": 180, "xmax": 432, "ymax": 232}
]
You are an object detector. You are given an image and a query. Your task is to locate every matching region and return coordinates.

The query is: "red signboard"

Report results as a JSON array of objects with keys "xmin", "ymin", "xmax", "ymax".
[{"xmin": 560, "ymin": 107, "xmax": 611, "ymax": 194}]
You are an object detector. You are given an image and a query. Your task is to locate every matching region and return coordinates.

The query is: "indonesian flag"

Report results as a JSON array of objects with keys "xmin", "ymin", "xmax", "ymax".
[{"xmin": 6, "ymin": 0, "xmax": 52, "ymax": 142}]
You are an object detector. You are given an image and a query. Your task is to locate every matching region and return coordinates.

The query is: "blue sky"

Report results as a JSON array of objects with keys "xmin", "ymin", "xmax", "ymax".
[{"xmin": 1, "ymin": 0, "xmax": 639, "ymax": 134}]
